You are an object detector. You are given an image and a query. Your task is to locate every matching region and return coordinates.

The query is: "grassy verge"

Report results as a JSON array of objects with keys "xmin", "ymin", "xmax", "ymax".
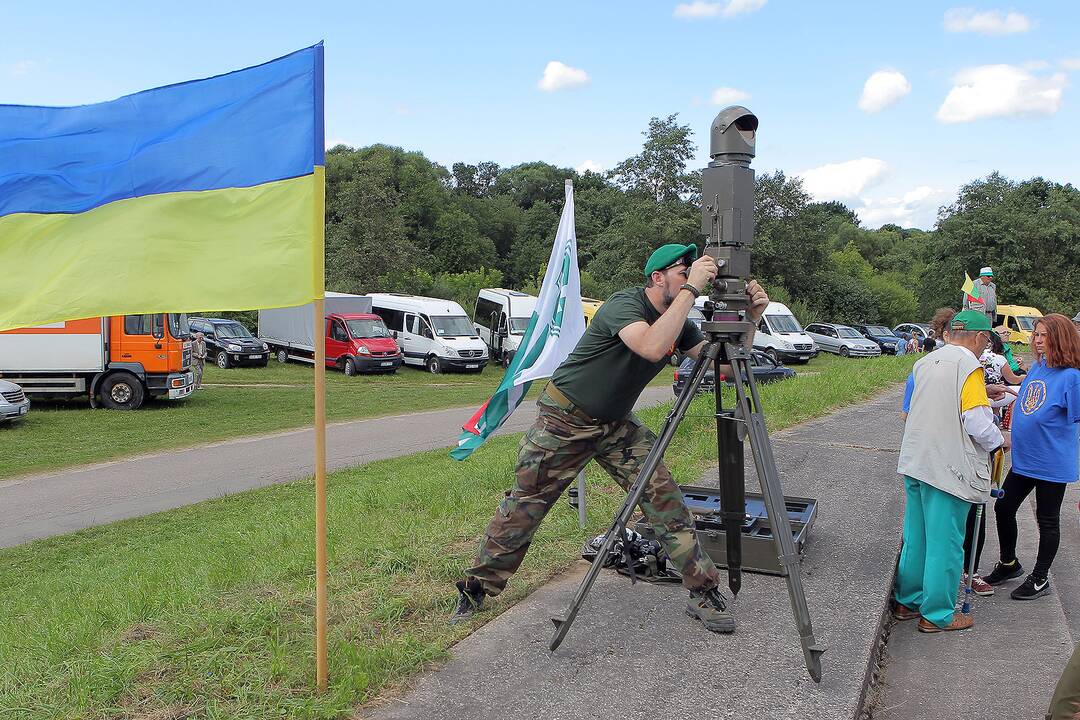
[
  {"xmin": 2, "ymin": 360, "xmax": 676, "ymax": 480},
  {"xmin": 0, "ymin": 353, "xmax": 915, "ymax": 719}
]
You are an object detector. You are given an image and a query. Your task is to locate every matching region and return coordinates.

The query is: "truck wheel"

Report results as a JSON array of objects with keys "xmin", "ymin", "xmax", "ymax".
[
  {"xmin": 216, "ymin": 350, "xmax": 231, "ymax": 369},
  {"xmin": 501, "ymin": 352, "xmax": 511, "ymax": 368},
  {"xmin": 344, "ymin": 358, "xmax": 357, "ymax": 376},
  {"xmin": 100, "ymin": 372, "xmax": 145, "ymax": 411},
  {"xmin": 276, "ymin": 349, "xmax": 289, "ymax": 364},
  {"xmin": 426, "ymin": 356, "xmax": 443, "ymax": 374},
  {"xmin": 766, "ymin": 349, "xmax": 780, "ymax": 365}
]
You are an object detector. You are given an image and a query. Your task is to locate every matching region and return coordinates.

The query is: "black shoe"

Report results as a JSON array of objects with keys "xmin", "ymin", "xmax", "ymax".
[
  {"xmin": 450, "ymin": 579, "xmax": 486, "ymax": 624},
  {"xmin": 1010, "ymin": 574, "xmax": 1051, "ymax": 601},
  {"xmin": 983, "ymin": 560, "xmax": 1024, "ymax": 586},
  {"xmin": 686, "ymin": 587, "xmax": 736, "ymax": 634}
]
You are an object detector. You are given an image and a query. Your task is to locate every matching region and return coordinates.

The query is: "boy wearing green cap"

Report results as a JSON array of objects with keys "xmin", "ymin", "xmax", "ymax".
[
  {"xmin": 893, "ymin": 310, "xmax": 1007, "ymax": 632},
  {"xmin": 453, "ymin": 242, "xmax": 770, "ymax": 634}
]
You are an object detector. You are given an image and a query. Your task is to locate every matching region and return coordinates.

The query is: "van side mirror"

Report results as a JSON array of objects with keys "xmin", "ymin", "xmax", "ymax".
[{"xmin": 391, "ymin": 331, "xmax": 398, "ymax": 339}]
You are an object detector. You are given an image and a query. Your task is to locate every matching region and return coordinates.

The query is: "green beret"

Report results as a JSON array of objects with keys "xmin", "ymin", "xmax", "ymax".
[
  {"xmin": 950, "ymin": 310, "xmax": 992, "ymax": 331},
  {"xmin": 644, "ymin": 243, "xmax": 699, "ymax": 278}
]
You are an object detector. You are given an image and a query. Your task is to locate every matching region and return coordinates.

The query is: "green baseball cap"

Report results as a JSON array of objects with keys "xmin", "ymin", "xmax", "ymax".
[
  {"xmin": 950, "ymin": 310, "xmax": 992, "ymax": 331},
  {"xmin": 644, "ymin": 243, "xmax": 698, "ymax": 278}
]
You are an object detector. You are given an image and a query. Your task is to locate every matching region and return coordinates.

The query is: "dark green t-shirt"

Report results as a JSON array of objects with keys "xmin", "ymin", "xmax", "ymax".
[{"xmin": 551, "ymin": 287, "xmax": 705, "ymax": 421}]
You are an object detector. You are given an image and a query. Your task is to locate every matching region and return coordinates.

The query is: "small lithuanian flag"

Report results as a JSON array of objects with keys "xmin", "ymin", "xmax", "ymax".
[{"xmin": 962, "ymin": 273, "xmax": 981, "ymax": 301}]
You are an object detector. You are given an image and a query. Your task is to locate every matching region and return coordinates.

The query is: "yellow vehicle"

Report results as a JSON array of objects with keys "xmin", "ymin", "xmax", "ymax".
[
  {"xmin": 581, "ymin": 297, "xmax": 603, "ymax": 327},
  {"xmin": 994, "ymin": 304, "xmax": 1044, "ymax": 344}
]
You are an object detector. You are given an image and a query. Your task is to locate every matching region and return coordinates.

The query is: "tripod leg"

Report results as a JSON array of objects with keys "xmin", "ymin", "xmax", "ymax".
[
  {"xmin": 549, "ymin": 343, "xmax": 720, "ymax": 652},
  {"xmin": 715, "ymin": 357, "xmax": 744, "ymax": 598},
  {"xmin": 729, "ymin": 347, "xmax": 825, "ymax": 683}
]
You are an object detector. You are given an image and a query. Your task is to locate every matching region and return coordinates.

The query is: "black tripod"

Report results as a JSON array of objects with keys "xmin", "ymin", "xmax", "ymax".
[{"xmin": 548, "ymin": 320, "xmax": 825, "ymax": 683}]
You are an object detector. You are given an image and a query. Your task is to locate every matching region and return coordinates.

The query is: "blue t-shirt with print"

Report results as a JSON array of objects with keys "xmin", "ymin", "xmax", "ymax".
[
  {"xmin": 1011, "ymin": 360, "xmax": 1080, "ymax": 483},
  {"xmin": 902, "ymin": 374, "xmax": 914, "ymax": 413}
]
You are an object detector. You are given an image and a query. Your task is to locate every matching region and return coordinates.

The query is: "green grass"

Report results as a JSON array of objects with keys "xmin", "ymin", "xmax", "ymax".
[
  {"xmin": 0, "ymin": 352, "xmax": 915, "ymax": 720},
  {"xmin": 1, "ymin": 360, "xmax": 675, "ymax": 480}
]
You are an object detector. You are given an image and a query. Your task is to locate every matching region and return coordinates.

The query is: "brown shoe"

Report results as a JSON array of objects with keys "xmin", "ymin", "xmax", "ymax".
[
  {"xmin": 892, "ymin": 603, "xmax": 921, "ymax": 621},
  {"xmin": 918, "ymin": 614, "xmax": 973, "ymax": 633}
]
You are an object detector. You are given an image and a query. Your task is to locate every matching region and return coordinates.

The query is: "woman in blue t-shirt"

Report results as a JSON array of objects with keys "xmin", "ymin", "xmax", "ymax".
[{"xmin": 984, "ymin": 314, "xmax": 1080, "ymax": 600}]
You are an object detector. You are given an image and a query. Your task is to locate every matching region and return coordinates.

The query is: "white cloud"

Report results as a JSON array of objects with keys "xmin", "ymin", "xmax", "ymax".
[
  {"xmin": 943, "ymin": 7, "xmax": 1032, "ymax": 35},
  {"xmin": 1061, "ymin": 58, "xmax": 1080, "ymax": 72},
  {"xmin": 538, "ymin": 61, "xmax": 590, "ymax": 92},
  {"xmin": 936, "ymin": 64, "xmax": 1066, "ymax": 123},
  {"xmin": 9, "ymin": 60, "xmax": 35, "ymax": 77},
  {"xmin": 797, "ymin": 158, "xmax": 889, "ymax": 201},
  {"xmin": 576, "ymin": 160, "xmax": 604, "ymax": 174},
  {"xmin": 855, "ymin": 186, "xmax": 951, "ymax": 229},
  {"xmin": 710, "ymin": 87, "xmax": 750, "ymax": 105},
  {"xmin": 673, "ymin": 0, "xmax": 766, "ymax": 19},
  {"xmin": 858, "ymin": 70, "xmax": 911, "ymax": 113}
]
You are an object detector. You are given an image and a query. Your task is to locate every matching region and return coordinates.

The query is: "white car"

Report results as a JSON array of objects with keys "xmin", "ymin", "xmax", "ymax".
[
  {"xmin": 0, "ymin": 379, "xmax": 30, "ymax": 423},
  {"xmin": 803, "ymin": 323, "xmax": 881, "ymax": 358}
]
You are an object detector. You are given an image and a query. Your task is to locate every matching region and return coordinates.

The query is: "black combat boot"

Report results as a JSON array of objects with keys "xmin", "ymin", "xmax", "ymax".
[
  {"xmin": 450, "ymin": 578, "xmax": 486, "ymax": 624},
  {"xmin": 687, "ymin": 586, "xmax": 736, "ymax": 634}
]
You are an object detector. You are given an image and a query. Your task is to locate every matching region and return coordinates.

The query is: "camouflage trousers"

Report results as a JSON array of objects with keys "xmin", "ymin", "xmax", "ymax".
[{"xmin": 466, "ymin": 387, "xmax": 721, "ymax": 595}]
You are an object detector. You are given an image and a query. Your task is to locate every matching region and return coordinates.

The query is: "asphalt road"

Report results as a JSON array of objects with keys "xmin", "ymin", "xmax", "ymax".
[{"xmin": 0, "ymin": 386, "xmax": 673, "ymax": 549}]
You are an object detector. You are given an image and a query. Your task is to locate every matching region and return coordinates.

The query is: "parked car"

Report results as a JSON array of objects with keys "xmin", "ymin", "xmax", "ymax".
[
  {"xmin": 893, "ymin": 322, "xmax": 942, "ymax": 349},
  {"xmin": 750, "ymin": 301, "xmax": 818, "ymax": 364},
  {"xmin": 803, "ymin": 323, "xmax": 881, "ymax": 357},
  {"xmin": 368, "ymin": 294, "xmax": 488, "ymax": 374},
  {"xmin": 853, "ymin": 324, "xmax": 905, "ymax": 355},
  {"xmin": 189, "ymin": 317, "xmax": 269, "ymax": 368},
  {"xmin": 672, "ymin": 350, "xmax": 796, "ymax": 396},
  {"xmin": 994, "ymin": 304, "xmax": 1043, "ymax": 345},
  {"xmin": 0, "ymin": 379, "xmax": 30, "ymax": 423},
  {"xmin": 474, "ymin": 288, "xmax": 538, "ymax": 368}
]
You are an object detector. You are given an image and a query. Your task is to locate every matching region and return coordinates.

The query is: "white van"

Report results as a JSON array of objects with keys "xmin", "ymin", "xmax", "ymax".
[
  {"xmin": 367, "ymin": 294, "xmax": 489, "ymax": 374},
  {"xmin": 473, "ymin": 289, "xmax": 539, "ymax": 367},
  {"xmin": 691, "ymin": 299, "xmax": 817, "ymax": 364},
  {"xmin": 752, "ymin": 301, "xmax": 817, "ymax": 363}
]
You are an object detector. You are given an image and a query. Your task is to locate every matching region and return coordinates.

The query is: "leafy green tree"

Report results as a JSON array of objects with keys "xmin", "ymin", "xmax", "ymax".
[
  {"xmin": 609, "ymin": 114, "xmax": 698, "ymax": 203},
  {"xmin": 431, "ymin": 207, "xmax": 498, "ymax": 273}
]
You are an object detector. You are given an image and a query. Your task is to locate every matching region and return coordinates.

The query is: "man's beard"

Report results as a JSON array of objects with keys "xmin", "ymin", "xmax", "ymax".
[{"xmin": 661, "ymin": 284, "xmax": 678, "ymax": 309}]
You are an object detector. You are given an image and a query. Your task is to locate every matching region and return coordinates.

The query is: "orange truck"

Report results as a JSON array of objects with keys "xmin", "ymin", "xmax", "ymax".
[{"xmin": 0, "ymin": 314, "xmax": 193, "ymax": 410}]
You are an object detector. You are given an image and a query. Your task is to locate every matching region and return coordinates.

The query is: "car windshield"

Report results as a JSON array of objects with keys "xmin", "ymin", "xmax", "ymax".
[
  {"xmin": 766, "ymin": 314, "xmax": 802, "ymax": 333},
  {"xmin": 216, "ymin": 322, "xmax": 253, "ymax": 339},
  {"xmin": 837, "ymin": 328, "xmax": 863, "ymax": 338},
  {"xmin": 688, "ymin": 307, "xmax": 705, "ymax": 329},
  {"xmin": 866, "ymin": 326, "xmax": 894, "ymax": 336},
  {"xmin": 1018, "ymin": 316, "xmax": 1038, "ymax": 331},
  {"xmin": 509, "ymin": 317, "xmax": 532, "ymax": 334},
  {"xmin": 346, "ymin": 319, "xmax": 390, "ymax": 338},
  {"xmin": 431, "ymin": 316, "xmax": 475, "ymax": 337},
  {"xmin": 168, "ymin": 313, "xmax": 190, "ymax": 339}
]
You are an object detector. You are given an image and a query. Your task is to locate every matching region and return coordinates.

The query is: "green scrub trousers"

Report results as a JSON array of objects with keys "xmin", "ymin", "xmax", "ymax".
[{"xmin": 894, "ymin": 475, "xmax": 971, "ymax": 628}]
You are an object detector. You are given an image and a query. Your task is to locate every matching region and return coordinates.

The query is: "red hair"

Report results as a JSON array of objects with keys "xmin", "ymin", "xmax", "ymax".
[{"xmin": 1034, "ymin": 314, "xmax": 1080, "ymax": 369}]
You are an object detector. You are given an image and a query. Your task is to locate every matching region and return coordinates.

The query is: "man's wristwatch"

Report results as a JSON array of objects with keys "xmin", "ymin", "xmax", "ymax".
[{"xmin": 679, "ymin": 283, "xmax": 701, "ymax": 298}]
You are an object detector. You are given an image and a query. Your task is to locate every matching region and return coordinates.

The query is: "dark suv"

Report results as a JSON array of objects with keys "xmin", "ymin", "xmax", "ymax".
[
  {"xmin": 189, "ymin": 317, "xmax": 269, "ymax": 368},
  {"xmin": 853, "ymin": 324, "xmax": 905, "ymax": 355}
]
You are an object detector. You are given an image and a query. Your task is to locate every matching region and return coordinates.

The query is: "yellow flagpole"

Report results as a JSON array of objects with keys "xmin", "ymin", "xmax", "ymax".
[{"xmin": 313, "ymin": 166, "xmax": 329, "ymax": 692}]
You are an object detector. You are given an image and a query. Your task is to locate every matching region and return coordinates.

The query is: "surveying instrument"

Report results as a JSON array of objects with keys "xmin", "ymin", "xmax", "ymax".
[{"xmin": 548, "ymin": 106, "xmax": 825, "ymax": 682}]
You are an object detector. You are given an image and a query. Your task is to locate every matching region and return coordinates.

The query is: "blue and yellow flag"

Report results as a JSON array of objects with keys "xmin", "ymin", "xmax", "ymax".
[{"xmin": 0, "ymin": 44, "xmax": 325, "ymax": 331}]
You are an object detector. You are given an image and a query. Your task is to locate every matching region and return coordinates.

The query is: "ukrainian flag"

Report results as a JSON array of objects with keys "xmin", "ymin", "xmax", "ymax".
[{"xmin": 0, "ymin": 44, "xmax": 325, "ymax": 332}]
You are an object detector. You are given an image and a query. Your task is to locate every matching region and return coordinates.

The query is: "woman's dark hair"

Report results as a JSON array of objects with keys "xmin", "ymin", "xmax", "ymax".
[
  {"xmin": 930, "ymin": 307, "xmax": 957, "ymax": 341},
  {"xmin": 989, "ymin": 330, "xmax": 1004, "ymax": 355},
  {"xmin": 1033, "ymin": 314, "xmax": 1080, "ymax": 369}
]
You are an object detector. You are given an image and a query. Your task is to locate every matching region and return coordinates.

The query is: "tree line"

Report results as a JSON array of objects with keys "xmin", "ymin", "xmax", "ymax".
[{"xmin": 304, "ymin": 116, "xmax": 1080, "ymax": 328}]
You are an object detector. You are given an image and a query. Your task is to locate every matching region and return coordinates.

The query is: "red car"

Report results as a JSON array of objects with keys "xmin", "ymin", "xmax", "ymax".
[{"xmin": 325, "ymin": 313, "xmax": 403, "ymax": 375}]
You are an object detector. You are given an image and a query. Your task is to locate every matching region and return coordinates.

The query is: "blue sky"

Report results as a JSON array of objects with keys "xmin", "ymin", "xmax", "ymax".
[{"xmin": 3, "ymin": 1, "xmax": 1078, "ymax": 229}]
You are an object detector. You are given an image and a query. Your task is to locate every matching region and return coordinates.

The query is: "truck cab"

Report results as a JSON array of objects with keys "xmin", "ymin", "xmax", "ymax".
[{"xmin": 325, "ymin": 313, "xmax": 403, "ymax": 375}]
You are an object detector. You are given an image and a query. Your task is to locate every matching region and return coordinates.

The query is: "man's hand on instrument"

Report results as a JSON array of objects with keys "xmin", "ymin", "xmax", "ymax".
[
  {"xmin": 746, "ymin": 280, "xmax": 769, "ymax": 323},
  {"xmin": 687, "ymin": 255, "xmax": 718, "ymax": 292}
]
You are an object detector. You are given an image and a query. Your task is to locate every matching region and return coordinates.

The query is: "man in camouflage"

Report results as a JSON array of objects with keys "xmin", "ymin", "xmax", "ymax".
[{"xmin": 452, "ymin": 242, "xmax": 769, "ymax": 634}]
